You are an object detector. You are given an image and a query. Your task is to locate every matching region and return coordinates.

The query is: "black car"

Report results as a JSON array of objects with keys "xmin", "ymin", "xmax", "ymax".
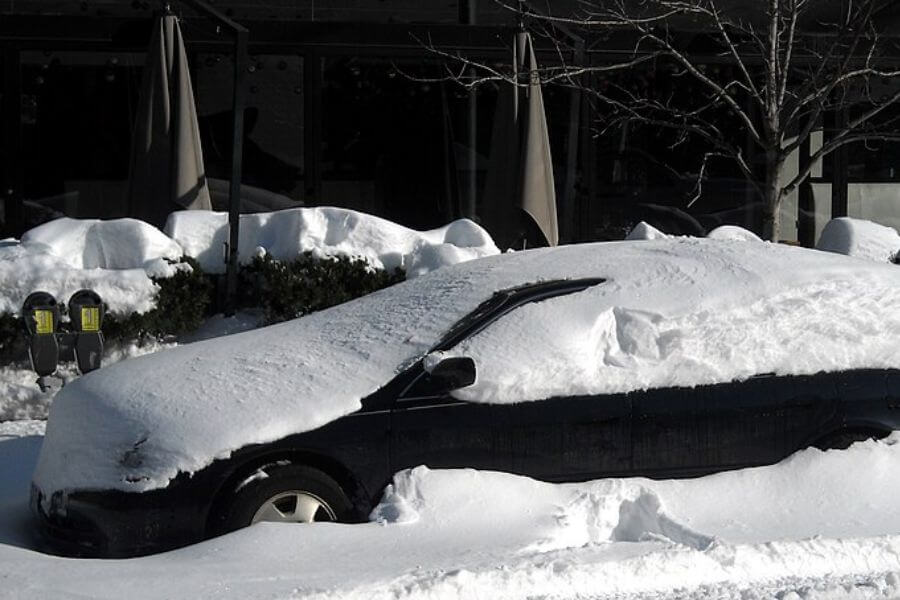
[{"xmin": 30, "ymin": 240, "xmax": 900, "ymax": 558}]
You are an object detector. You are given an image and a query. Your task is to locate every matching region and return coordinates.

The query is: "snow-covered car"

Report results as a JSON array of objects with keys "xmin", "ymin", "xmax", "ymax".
[{"xmin": 31, "ymin": 238, "xmax": 900, "ymax": 557}]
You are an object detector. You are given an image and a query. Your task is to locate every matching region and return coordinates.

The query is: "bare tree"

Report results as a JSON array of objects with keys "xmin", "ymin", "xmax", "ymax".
[{"xmin": 433, "ymin": 0, "xmax": 900, "ymax": 240}]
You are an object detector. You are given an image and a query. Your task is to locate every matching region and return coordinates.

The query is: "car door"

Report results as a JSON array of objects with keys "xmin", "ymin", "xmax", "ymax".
[
  {"xmin": 691, "ymin": 375, "xmax": 793, "ymax": 470},
  {"xmin": 783, "ymin": 370, "xmax": 842, "ymax": 450},
  {"xmin": 633, "ymin": 375, "xmax": 797, "ymax": 477},
  {"xmin": 390, "ymin": 367, "xmax": 503, "ymax": 473},
  {"xmin": 631, "ymin": 385, "xmax": 704, "ymax": 477},
  {"xmin": 390, "ymin": 277, "xmax": 618, "ymax": 480},
  {"xmin": 493, "ymin": 392, "xmax": 632, "ymax": 482}
]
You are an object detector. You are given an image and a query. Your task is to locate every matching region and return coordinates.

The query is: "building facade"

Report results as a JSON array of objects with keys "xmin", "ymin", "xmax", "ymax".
[{"xmin": 1, "ymin": 0, "xmax": 899, "ymax": 244}]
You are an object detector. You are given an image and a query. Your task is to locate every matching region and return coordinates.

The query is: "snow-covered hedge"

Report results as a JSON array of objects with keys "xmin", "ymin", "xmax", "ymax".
[
  {"xmin": 817, "ymin": 217, "xmax": 900, "ymax": 263},
  {"xmin": 0, "ymin": 210, "xmax": 499, "ymax": 360},
  {"xmin": 239, "ymin": 252, "xmax": 405, "ymax": 325}
]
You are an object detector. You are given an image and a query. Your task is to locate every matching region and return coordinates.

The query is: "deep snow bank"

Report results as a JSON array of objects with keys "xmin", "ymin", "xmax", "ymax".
[
  {"xmin": 33, "ymin": 239, "xmax": 900, "ymax": 496},
  {"xmin": 626, "ymin": 222, "xmax": 763, "ymax": 242},
  {"xmin": 375, "ymin": 434, "xmax": 900, "ymax": 549},
  {"xmin": 817, "ymin": 217, "xmax": 900, "ymax": 262},
  {"xmin": 625, "ymin": 221, "xmax": 669, "ymax": 240},
  {"xmin": 165, "ymin": 208, "xmax": 499, "ymax": 276},
  {"xmin": 0, "ymin": 218, "xmax": 183, "ymax": 315},
  {"xmin": 707, "ymin": 224, "xmax": 763, "ymax": 242}
]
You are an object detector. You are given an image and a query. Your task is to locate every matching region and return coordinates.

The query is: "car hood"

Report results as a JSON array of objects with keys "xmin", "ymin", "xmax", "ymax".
[{"xmin": 33, "ymin": 238, "xmax": 900, "ymax": 495}]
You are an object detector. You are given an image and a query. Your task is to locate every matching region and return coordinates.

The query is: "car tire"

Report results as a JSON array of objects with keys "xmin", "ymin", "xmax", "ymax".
[{"xmin": 211, "ymin": 463, "xmax": 352, "ymax": 536}]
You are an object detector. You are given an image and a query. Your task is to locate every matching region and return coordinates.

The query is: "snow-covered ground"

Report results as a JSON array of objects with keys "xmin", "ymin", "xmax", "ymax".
[{"xmin": 2, "ymin": 419, "xmax": 900, "ymax": 599}]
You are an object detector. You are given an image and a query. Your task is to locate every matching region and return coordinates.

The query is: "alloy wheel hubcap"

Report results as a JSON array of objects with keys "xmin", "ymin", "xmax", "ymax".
[{"xmin": 251, "ymin": 491, "xmax": 336, "ymax": 524}]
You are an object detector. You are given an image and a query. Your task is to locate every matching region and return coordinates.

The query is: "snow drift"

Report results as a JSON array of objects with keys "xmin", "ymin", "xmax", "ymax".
[
  {"xmin": 707, "ymin": 224, "xmax": 762, "ymax": 242},
  {"xmin": 164, "ymin": 207, "xmax": 499, "ymax": 276},
  {"xmin": 817, "ymin": 216, "xmax": 900, "ymax": 262},
  {"xmin": 625, "ymin": 221, "xmax": 669, "ymax": 240},
  {"xmin": 33, "ymin": 238, "xmax": 900, "ymax": 496}
]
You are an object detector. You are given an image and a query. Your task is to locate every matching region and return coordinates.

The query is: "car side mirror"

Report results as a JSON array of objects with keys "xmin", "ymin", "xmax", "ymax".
[{"xmin": 427, "ymin": 356, "xmax": 476, "ymax": 391}]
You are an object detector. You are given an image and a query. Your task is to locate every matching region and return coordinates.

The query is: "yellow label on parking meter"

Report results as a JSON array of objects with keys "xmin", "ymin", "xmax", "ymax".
[
  {"xmin": 33, "ymin": 310, "xmax": 54, "ymax": 334},
  {"xmin": 81, "ymin": 307, "xmax": 100, "ymax": 332}
]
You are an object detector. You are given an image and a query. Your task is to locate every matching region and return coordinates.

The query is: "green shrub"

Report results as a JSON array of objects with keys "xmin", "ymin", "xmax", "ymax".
[
  {"xmin": 104, "ymin": 257, "xmax": 214, "ymax": 342},
  {"xmin": 0, "ymin": 313, "xmax": 23, "ymax": 361},
  {"xmin": 239, "ymin": 252, "xmax": 405, "ymax": 325},
  {"xmin": 0, "ymin": 253, "xmax": 404, "ymax": 366}
]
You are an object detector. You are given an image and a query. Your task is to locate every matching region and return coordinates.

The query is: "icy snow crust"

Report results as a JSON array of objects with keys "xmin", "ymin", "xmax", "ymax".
[
  {"xmin": 33, "ymin": 238, "xmax": 900, "ymax": 495},
  {"xmin": 0, "ymin": 218, "xmax": 182, "ymax": 315},
  {"xmin": 165, "ymin": 207, "xmax": 499, "ymax": 276}
]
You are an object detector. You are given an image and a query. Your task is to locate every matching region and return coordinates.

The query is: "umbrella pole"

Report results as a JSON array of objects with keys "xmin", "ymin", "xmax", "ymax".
[
  {"xmin": 224, "ymin": 29, "xmax": 248, "ymax": 316},
  {"xmin": 460, "ymin": 0, "xmax": 478, "ymax": 220},
  {"xmin": 180, "ymin": 0, "xmax": 248, "ymax": 316}
]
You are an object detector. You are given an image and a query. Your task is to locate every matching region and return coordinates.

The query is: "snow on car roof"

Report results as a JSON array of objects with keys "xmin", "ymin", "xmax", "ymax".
[{"xmin": 33, "ymin": 238, "xmax": 900, "ymax": 495}]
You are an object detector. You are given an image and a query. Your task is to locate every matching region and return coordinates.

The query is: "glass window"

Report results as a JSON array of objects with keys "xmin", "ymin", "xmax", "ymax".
[
  {"xmin": 318, "ymin": 56, "xmax": 488, "ymax": 230},
  {"xmin": 18, "ymin": 51, "xmax": 144, "ymax": 222},
  {"xmin": 586, "ymin": 59, "xmax": 766, "ymax": 238},
  {"xmin": 195, "ymin": 53, "xmax": 304, "ymax": 209}
]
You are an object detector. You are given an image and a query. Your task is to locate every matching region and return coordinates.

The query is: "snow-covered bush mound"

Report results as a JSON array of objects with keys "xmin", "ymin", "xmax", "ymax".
[
  {"xmin": 165, "ymin": 208, "xmax": 499, "ymax": 276},
  {"xmin": 21, "ymin": 217, "xmax": 182, "ymax": 270},
  {"xmin": 0, "ymin": 218, "xmax": 183, "ymax": 316},
  {"xmin": 707, "ymin": 224, "xmax": 762, "ymax": 242},
  {"xmin": 626, "ymin": 222, "xmax": 764, "ymax": 243},
  {"xmin": 817, "ymin": 217, "xmax": 900, "ymax": 262},
  {"xmin": 34, "ymin": 239, "xmax": 900, "ymax": 495},
  {"xmin": 625, "ymin": 221, "xmax": 669, "ymax": 240}
]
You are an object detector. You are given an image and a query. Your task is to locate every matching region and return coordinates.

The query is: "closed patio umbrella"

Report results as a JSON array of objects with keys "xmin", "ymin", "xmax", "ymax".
[
  {"xmin": 127, "ymin": 13, "xmax": 211, "ymax": 228},
  {"xmin": 483, "ymin": 30, "xmax": 559, "ymax": 249}
]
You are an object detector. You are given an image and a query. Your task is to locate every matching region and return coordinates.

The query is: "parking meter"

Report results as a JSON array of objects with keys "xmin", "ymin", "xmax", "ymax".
[
  {"xmin": 21, "ymin": 291, "xmax": 61, "ymax": 378},
  {"xmin": 68, "ymin": 289, "xmax": 105, "ymax": 375}
]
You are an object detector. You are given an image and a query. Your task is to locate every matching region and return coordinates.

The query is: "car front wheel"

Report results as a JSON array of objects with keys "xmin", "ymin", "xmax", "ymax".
[{"xmin": 212, "ymin": 463, "xmax": 351, "ymax": 535}]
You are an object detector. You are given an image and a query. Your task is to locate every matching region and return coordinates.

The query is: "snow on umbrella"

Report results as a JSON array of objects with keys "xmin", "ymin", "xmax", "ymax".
[
  {"xmin": 127, "ymin": 14, "xmax": 211, "ymax": 229},
  {"xmin": 483, "ymin": 30, "xmax": 559, "ymax": 249}
]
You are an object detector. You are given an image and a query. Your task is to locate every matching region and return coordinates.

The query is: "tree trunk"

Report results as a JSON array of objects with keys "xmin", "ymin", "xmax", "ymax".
[{"xmin": 761, "ymin": 152, "xmax": 784, "ymax": 242}]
